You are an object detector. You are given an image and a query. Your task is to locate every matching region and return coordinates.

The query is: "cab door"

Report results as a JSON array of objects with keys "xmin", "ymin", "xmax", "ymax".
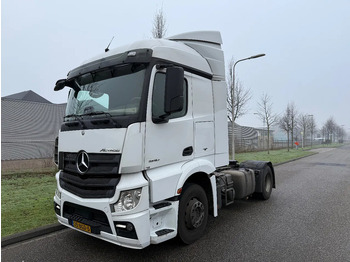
[{"xmin": 145, "ymin": 68, "xmax": 193, "ymax": 171}]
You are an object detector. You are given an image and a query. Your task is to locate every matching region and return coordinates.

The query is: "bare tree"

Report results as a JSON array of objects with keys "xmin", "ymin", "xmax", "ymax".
[
  {"xmin": 152, "ymin": 7, "xmax": 167, "ymax": 39},
  {"xmin": 323, "ymin": 117, "xmax": 336, "ymax": 143},
  {"xmin": 289, "ymin": 102, "xmax": 298, "ymax": 145},
  {"xmin": 321, "ymin": 126, "xmax": 327, "ymax": 143},
  {"xmin": 226, "ymin": 57, "xmax": 252, "ymax": 123},
  {"xmin": 279, "ymin": 104, "xmax": 291, "ymax": 151},
  {"xmin": 308, "ymin": 115, "xmax": 316, "ymax": 147},
  {"xmin": 335, "ymin": 125, "xmax": 345, "ymax": 143},
  {"xmin": 299, "ymin": 114, "xmax": 309, "ymax": 148},
  {"xmin": 256, "ymin": 93, "xmax": 278, "ymax": 154}
]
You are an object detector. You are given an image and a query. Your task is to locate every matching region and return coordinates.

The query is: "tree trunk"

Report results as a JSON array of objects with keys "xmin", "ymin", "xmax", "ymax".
[{"xmin": 267, "ymin": 126, "xmax": 270, "ymax": 154}]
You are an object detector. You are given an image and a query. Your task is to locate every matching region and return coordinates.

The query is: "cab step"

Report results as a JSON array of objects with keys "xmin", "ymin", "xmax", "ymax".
[{"xmin": 155, "ymin": 229, "xmax": 174, "ymax": 236}]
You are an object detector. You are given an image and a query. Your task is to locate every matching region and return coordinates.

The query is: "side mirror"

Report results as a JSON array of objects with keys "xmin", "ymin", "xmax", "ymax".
[
  {"xmin": 164, "ymin": 67, "xmax": 184, "ymax": 114},
  {"xmin": 54, "ymin": 79, "xmax": 67, "ymax": 91},
  {"xmin": 54, "ymin": 79, "xmax": 80, "ymax": 94}
]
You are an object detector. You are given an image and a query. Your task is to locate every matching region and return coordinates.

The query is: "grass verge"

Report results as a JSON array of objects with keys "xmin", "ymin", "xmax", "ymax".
[
  {"xmin": 235, "ymin": 148, "xmax": 316, "ymax": 165},
  {"xmin": 1, "ymin": 168, "xmax": 58, "ymax": 237},
  {"xmin": 302, "ymin": 142, "xmax": 346, "ymax": 150}
]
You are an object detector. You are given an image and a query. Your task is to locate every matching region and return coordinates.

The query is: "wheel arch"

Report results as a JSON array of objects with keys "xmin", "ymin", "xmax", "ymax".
[
  {"xmin": 182, "ymin": 172, "xmax": 212, "ymax": 197},
  {"xmin": 176, "ymin": 159, "xmax": 216, "ymax": 216}
]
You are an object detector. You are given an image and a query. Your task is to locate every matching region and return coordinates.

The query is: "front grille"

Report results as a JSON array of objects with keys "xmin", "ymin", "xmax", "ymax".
[
  {"xmin": 63, "ymin": 202, "xmax": 112, "ymax": 234},
  {"xmin": 60, "ymin": 171, "xmax": 120, "ymax": 198},
  {"xmin": 59, "ymin": 152, "xmax": 121, "ymax": 198},
  {"xmin": 60, "ymin": 152, "xmax": 121, "ymax": 176}
]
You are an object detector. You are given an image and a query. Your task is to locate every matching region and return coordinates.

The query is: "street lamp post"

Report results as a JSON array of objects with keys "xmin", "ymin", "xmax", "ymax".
[{"xmin": 230, "ymin": 54, "xmax": 265, "ymax": 160}]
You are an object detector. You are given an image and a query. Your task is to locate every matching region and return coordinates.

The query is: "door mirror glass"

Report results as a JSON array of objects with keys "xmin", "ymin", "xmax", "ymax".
[
  {"xmin": 164, "ymin": 67, "xmax": 184, "ymax": 114},
  {"xmin": 152, "ymin": 69, "xmax": 187, "ymax": 124}
]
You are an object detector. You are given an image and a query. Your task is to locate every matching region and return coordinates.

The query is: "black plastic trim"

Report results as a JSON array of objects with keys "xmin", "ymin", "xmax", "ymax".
[
  {"xmin": 63, "ymin": 202, "xmax": 112, "ymax": 234},
  {"xmin": 60, "ymin": 172, "xmax": 120, "ymax": 198},
  {"xmin": 152, "ymin": 58, "xmax": 212, "ymax": 80},
  {"xmin": 156, "ymin": 229, "xmax": 174, "ymax": 236},
  {"xmin": 153, "ymin": 202, "xmax": 171, "ymax": 209},
  {"xmin": 60, "ymin": 115, "xmax": 139, "ymax": 132},
  {"xmin": 182, "ymin": 146, "xmax": 193, "ymax": 156}
]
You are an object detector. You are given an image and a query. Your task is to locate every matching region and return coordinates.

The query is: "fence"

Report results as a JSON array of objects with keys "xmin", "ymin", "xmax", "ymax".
[
  {"xmin": 1, "ymin": 141, "xmax": 55, "ymax": 160},
  {"xmin": 234, "ymin": 138, "xmax": 324, "ymax": 153},
  {"xmin": 1, "ymin": 98, "xmax": 65, "ymax": 161}
]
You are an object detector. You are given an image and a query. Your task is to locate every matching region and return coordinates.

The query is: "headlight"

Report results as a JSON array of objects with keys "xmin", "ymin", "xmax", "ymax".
[
  {"xmin": 54, "ymin": 136, "xmax": 59, "ymax": 166},
  {"xmin": 113, "ymin": 188, "xmax": 142, "ymax": 212},
  {"xmin": 55, "ymin": 188, "xmax": 61, "ymax": 199}
]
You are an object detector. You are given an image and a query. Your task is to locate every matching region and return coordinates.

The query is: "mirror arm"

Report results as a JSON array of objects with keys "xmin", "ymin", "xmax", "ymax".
[
  {"xmin": 72, "ymin": 80, "xmax": 81, "ymax": 93},
  {"xmin": 152, "ymin": 117, "xmax": 169, "ymax": 124},
  {"xmin": 156, "ymin": 64, "xmax": 174, "ymax": 70},
  {"xmin": 152, "ymin": 112, "xmax": 170, "ymax": 124}
]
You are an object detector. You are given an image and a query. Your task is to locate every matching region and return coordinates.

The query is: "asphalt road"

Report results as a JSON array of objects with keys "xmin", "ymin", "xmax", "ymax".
[{"xmin": 2, "ymin": 145, "xmax": 350, "ymax": 262}]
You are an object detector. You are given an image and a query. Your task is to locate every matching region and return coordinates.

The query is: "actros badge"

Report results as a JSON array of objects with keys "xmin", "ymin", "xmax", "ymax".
[{"xmin": 76, "ymin": 151, "xmax": 89, "ymax": 174}]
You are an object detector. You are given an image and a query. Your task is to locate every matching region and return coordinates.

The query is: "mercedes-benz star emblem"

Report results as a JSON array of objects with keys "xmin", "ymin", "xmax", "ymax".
[{"xmin": 76, "ymin": 151, "xmax": 89, "ymax": 174}]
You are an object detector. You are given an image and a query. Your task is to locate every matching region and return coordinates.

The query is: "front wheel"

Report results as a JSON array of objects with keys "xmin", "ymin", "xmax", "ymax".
[{"xmin": 178, "ymin": 183, "xmax": 208, "ymax": 244}]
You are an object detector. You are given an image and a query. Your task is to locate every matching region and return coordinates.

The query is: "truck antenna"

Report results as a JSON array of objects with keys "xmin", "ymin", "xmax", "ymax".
[{"xmin": 105, "ymin": 36, "xmax": 115, "ymax": 52}]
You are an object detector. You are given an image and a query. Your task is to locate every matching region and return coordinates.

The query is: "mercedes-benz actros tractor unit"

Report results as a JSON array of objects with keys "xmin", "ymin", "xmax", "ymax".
[{"xmin": 53, "ymin": 31, "xmax": 275, "ymax": 249}]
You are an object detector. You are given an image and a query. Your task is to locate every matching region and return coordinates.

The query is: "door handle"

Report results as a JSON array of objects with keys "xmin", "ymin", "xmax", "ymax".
[{"xmin": 182, "ymin": 146, "xmax": 193, "ymax": 156}]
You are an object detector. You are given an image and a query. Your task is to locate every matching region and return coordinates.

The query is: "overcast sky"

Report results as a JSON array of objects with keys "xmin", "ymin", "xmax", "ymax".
[{"xmin": 2, "ymin": 0, "xmax": 350, "ymax": 130}]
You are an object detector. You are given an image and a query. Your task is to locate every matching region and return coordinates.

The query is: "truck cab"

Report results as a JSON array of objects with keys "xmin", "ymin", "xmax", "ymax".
[{"xmin": 53, "ymin": 31, "xmax": 275, "ymax": 249}]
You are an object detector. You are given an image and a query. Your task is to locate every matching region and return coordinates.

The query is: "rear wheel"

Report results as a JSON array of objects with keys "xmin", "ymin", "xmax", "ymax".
[
  {"xmin": 260, "ymin": 166, "xmax": 273, "ymax": 200},
  {"xmin": 178, "ymin": 183, "xmax": 208, "ymax": 244}
]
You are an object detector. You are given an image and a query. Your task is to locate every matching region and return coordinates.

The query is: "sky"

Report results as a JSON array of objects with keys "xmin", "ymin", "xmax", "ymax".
[{"xmin": 2, "ymin": 0, "xmax": 350, "ymax": 131}]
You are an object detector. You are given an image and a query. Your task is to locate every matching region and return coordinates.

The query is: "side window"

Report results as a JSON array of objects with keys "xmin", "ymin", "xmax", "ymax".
[{"xmin": 152, "ymin": 72, "xmax": 187, "ymax": 120}]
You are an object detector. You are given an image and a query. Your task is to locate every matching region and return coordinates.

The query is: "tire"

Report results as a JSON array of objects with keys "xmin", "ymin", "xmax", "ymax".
[
  {"xmin": 178, "ymin": 183, "xmax": 208, "ymax": 244},
  {"xmin": 259, "ymin": 166, "xmax": 273, "ymax": 200}
]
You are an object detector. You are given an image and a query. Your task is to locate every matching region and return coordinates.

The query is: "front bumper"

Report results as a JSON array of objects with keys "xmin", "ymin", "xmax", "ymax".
[
  {"xmin": 54, "ymin": 171, "xmax": 151, "ymax": 249},
  {"xmin": 55, "ymin": 205, "xmax": 150, "ymax": 249}
]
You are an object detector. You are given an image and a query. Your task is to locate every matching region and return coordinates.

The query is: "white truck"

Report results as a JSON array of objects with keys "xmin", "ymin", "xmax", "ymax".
[{"xmin": 53, "ymin": 31, "xmax": 275, "ymax": 249}]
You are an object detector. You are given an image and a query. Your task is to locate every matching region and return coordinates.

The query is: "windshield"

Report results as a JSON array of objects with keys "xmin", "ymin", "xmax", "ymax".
[{"xmin": 65, "ymin": 64, "xmax": 146, "ymax": 118}]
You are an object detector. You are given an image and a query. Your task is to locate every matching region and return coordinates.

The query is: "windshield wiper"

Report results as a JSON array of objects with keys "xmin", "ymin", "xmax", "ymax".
[
  {"xmin": 64, "ymin": 114, "xmax": 86, "ymax": 129},
  {"xmin": 81, "ymin": 111, "xmax": 121, "ymax": 127}
]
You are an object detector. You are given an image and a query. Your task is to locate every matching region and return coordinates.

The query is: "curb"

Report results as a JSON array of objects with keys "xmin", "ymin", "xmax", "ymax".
[{"xmin": 1, "ymin": 223, "xmax": 66, "ymax": 248}]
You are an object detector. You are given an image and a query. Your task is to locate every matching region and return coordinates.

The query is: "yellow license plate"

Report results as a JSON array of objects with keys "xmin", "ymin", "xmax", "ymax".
[{"xmin": 72, "ymin": 221, "xmax": 91, "ymax": 233}]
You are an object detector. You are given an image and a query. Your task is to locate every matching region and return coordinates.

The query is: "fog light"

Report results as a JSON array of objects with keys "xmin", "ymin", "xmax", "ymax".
[
  {"xmin": 54, "ymin": 202, "xmax": 61, "ymax": 215},
  {"xmin": 126, "ymin": 223, "xmax": 134, "ymax": 232},
  {"xmin": 114, "ymin": 221, "xmax": 138, "ymax": 239}
]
